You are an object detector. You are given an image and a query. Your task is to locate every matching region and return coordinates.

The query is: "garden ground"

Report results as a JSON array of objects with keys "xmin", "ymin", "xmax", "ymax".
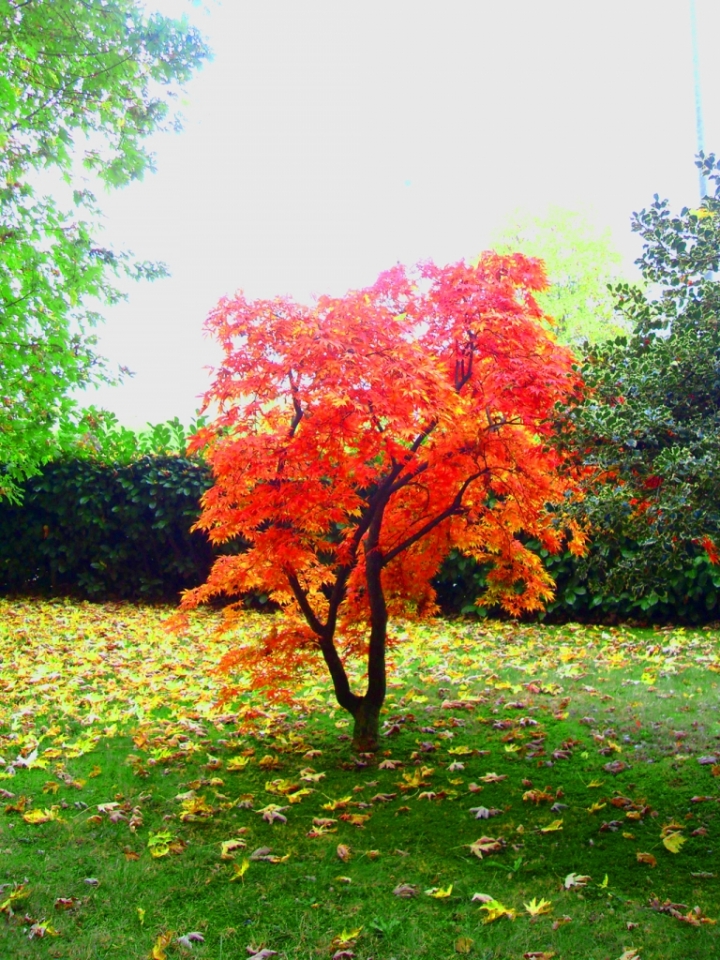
[{"xmin": 0, "ymin": 599, "xmax": 719, "ymax": 960}]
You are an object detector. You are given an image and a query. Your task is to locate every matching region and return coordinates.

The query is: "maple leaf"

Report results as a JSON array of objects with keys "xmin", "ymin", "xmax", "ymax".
[
  {"xmin": 22, "ymin": 806, "xmax": 61, "ymax": 824},
  {"xmin": 150, "ymin": 931, "xmax": 174, "ymax": 960},
  {"xmin": 636, "ymin": 852, "xmax": 657, "ymax": 867},
  {"xmin": 330, "ymin": 927, "xmax": 362, "ymax": 948},
  {"xmin": 455, "ymin": 936, "xmax": 474, "ymax": 953},
  {"xmin": 524, "ymin": 897, "xmax": 553, "ymax": 916},
  {"xmin": 425, "ymin": 884, "xmax": 453, "ymax": 898},
  {"xmin": 564, "ymin": 873, "xmax": 591, "ymax": 889},
  {"xmin": 177, "ymin": 932, "xmax": 205, "ymax": 951},
  {"xmin": 393, "ymin": 883, "xmax": 418, "ymax": 898},
  {"xmin": 230, "ymin": 858, "xmax": 250, "ymax": 881},
  {"xmin": 479, "ymin": 772, "xmax": 507, "ymax": 783},
  {"xmin": 480, "ymin": 899, "xmax": 516, "ymax": 923},
  {"xmin": 256, "ymin": 804, "xmax": 288, "ymax": 824},
  {"xmin": 539, "ymin": 819, "xmax": 564, "ymax": 833},
  {"xmin": 468, "ymin": 836, "xmax": 505, "ymax": 858},
  {"xmin": 220, "ymin": 838, "xmax": 247, "ymax": 859},
  {"xmin": 336, "ymin": 844, "xmax": 352, "ymax": 862},
  {"xmin": 662, "ymin": 831, "xmax": 686, "ymax": 854}
]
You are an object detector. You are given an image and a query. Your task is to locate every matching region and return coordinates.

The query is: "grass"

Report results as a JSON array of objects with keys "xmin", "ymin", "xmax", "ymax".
[{"xmin": 0, "ymin": 598, "xmax": 719, "ymax": 960}]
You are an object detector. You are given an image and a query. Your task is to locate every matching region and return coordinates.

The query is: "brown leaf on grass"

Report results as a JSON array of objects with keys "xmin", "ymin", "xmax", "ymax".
[
  {"xmin": 524, "ymin": 953, "xmax": 556, "ymax": 959},
  {"xmin": 455, "ymin": 936, "xmax": 474, "ymax": 953},
  {"xmin": 468, "ymin": 836, "xmax": 505, "ymax": 858},
  {"xmin": 551, "ymin": 915, "xmax": 572, "ymax": 929},
  {"xmin": 603, "ymin": 760, "xmax": 629, "ymax": 774},
  {"xmin": 636, "ymin": 852, "xmax": 657, "ymax": 867},
  {"xmin": 336, "ymin": 844, "xmax": 352, "ymax": 862},
  {"xmin": 54, "ymin": 897, "xmax": 80, "ymax": 910},
  {"xmin": 393, "ymin": 883, "xmax": 418, "ymax": 898}
]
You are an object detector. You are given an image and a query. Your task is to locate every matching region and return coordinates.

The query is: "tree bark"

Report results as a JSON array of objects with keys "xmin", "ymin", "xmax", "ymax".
[{"xmin": 350, "ymin": 695, "xmax": 382, "ymax": 752}]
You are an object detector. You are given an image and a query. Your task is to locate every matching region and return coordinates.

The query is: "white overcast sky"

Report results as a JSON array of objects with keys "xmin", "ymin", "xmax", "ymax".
[{"xmin": 81, "ymin": 0, "xmax": 720, "ymax": 428}]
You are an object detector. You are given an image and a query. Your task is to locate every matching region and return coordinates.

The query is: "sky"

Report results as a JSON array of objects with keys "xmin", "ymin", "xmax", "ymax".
[{"xmin": 80, "ymin": 0, "xmax": 720, "ymax": 428}]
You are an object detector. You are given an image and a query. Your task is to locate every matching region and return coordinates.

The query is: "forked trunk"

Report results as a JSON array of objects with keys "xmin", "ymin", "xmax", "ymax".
[{"xmin": 350, "ymin": 696, "xmax": 382, "ymax": 753}]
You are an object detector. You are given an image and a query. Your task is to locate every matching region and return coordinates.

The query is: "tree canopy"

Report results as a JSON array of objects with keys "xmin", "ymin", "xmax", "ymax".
[
  {"xmin": 0, "ymin": 0, "xmax": 210, "ymax": 498},
  {"xmin": 490, "ymin": 206, "xmax": 631, "ymax": 347},
  {"xmin": 179, "ymin": 256, "xmax": 585, "ymax": 749},
  {"xmin": 556, "ymin": 154, "xmax": 720, "ymax": 610}
]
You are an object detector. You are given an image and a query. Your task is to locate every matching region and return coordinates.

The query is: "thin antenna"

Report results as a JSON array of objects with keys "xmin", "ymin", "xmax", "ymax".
[{"xmin": 690, "ymin": 0, "xmax": 708, "ymax": 200}]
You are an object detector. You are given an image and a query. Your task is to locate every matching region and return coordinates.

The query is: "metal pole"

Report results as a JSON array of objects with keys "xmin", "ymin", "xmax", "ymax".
[{"xmin": 690, "ymin": 0, "xmax": 708, "ymax": 199}]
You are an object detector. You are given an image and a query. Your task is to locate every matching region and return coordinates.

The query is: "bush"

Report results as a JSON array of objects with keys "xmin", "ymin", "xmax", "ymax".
[{"xmin": 0, "ymin": 454, "xmax": 215, "ymax": 600}]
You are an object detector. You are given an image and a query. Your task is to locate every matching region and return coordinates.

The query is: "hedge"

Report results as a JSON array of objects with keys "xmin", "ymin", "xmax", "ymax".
[{"xmin": 0, "ymin": 454, "xmax": 215, "ymax": 600}]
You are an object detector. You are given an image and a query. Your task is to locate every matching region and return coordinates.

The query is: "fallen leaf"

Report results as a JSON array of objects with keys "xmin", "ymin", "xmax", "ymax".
[
  {"xmin": 220, "ymin": 838, "xmax": 247, "ymax": 859},
  {"xmin": 425, "ymin": 884, "xmax": 453, "ymax": 898},
  {"xmin": 393, "ymin": 883, "xmax": 418, "ymax": 898},
  {"xmin": 230, "ymin": 858, "xmax": 250, "ymax": 881},
  {"xmin": 455, "ymin": 935, "xmax": 474, "ymax": 953},
  {"xmin": 177, "ymin": 931, "xmax": 205, "ymax": 951},
  {"xmin": 336, "ymin": 844, "xmax": 352, "ymax": 862},
  {"xmin": 662, "ymin": 832, "xmax": 686, "ymax": 854},
  {"xmin": 564, "ymin": 873, "xmax": 591, "ymax": 889},
  {"xmin": 524, "ymin": 897, "xmax": 552, "ymax": 917},
  {"xmin": 480, "ymin": 899, "xmax": 516, "ymax": 923},
  {"xmin": 468, "ymin": 836, "xmax": 504, "ymax": 858},
  {"xmin": 539, "ymin": 819, "xmax": 564, "ymax": 833},
  {"xmin": 636, "ymin": 852, "xmax": 657, "ymax": 867}
]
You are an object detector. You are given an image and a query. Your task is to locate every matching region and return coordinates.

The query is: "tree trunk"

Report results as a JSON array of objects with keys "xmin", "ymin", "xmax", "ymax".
[{"xmin": 351, "ymin": 696, "xmax": 382, "ymax": 753}]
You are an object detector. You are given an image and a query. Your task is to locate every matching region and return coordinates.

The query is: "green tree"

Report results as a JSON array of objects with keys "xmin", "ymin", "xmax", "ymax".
[
  {"xmin": 0, "ymin": 0, "xmax": 210, "ymax": 498},
  {"xmin": 490, "ymin": 206, "xmax": 631, "ymax": 346},
  {"xmin": 556, "ymin": 154, "xmax": 720, "ymax": 615}
]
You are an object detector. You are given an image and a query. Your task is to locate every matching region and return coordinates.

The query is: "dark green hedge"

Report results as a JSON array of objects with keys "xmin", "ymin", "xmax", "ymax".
[{"xmin": 0, "ymin": 455, "xmax": 215, "ymax": 600}]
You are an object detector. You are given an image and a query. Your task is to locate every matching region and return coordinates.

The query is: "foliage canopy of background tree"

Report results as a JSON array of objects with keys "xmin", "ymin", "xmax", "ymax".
[
  {"xmin": 490, "ymin": 206, "xmax": 631, "ymax": 347},
  {"xmin": 179, "ymin": 256, "xmax": 585, "ymax": 749},
  {"xmin": 0, "ymin": 0, "xmax": 210, "ymax": 498},
  {"xmin": 556, "ymin": 154, "xmax": 720, "ymax": 609}
]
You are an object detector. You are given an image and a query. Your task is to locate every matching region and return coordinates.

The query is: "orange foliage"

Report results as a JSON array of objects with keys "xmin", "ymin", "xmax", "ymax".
[{"xmin": 181, "ymin": 256, "xmax": 584, "ymax": 702}]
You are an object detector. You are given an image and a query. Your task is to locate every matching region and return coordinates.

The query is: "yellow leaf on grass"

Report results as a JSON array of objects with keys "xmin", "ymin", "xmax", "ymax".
[
  {"xmin": 540, "ymin": 819, "xmax": 563, "ymax": 833},
  {"xmin": 524, "ymin": 896, "xmax": 553, "ymax": 916},
  {"xmin": 226, "ymin": 756, "xmax": 250, "ymax": 771},
  {"xmin": 455, "ymin": 935, "xmax": 474, "ymax": 953},
  {"xmin": 150, "ymin": 931, "xmax": 174, "ymax": 960},
  {"xmin": 230, "ymin": 858, "xmax": 250, "ymax": 881},
  {"xmin": 480, "ymin": 899, "xmax": 516, "ymax": 923},
  {"xmin": 586, "ymin": 802, "xmax": 606, "ymax": 814},
  {"xmin": 425, "ymin": 884, "xmax": 453, "ymax": 898},
  {"xmin": 22, "ymin": 807, "xmax": 60, "ymax": 824},
  {"xmin": 662, "ymin": 832, "xmax": 686, "ymax": 854},
  {"xmin": 330, "ymin": 927, "xmax": 362, "ymax": 948},
  {"xmin": 598, "ymin": 874, "xmax": 609, "ymax": 889},
  {"xmin": 137, "ymin": 907, "xmax": 145, "ymax": 925}
]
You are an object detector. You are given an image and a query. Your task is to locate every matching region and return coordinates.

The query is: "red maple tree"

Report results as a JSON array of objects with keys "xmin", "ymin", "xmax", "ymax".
[{"xmin": 180, "ymin": 256, "xmax": 585, "ymax": 749}]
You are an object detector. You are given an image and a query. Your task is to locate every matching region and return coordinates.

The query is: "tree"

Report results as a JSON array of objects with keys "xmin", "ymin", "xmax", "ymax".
[
  {"xmin": 490, "ymin": 206, "xmax": 631, "ymax": 347},
  {"xmin": 555, "ymin": 154, "xmax": 720, "ymax": 614},
  {"xmin": 0, "ymin": 0, "xmax": 210, "ymax": 498},
  {"xmin": 178, "ymin": 256, "xmax": 585, "ymax": 750}
]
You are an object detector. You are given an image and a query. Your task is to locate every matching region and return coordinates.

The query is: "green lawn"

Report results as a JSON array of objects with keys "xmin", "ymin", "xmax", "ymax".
[{"xmin": 1, "ymin": 599, "xmax": 719, "ymax": 960}]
